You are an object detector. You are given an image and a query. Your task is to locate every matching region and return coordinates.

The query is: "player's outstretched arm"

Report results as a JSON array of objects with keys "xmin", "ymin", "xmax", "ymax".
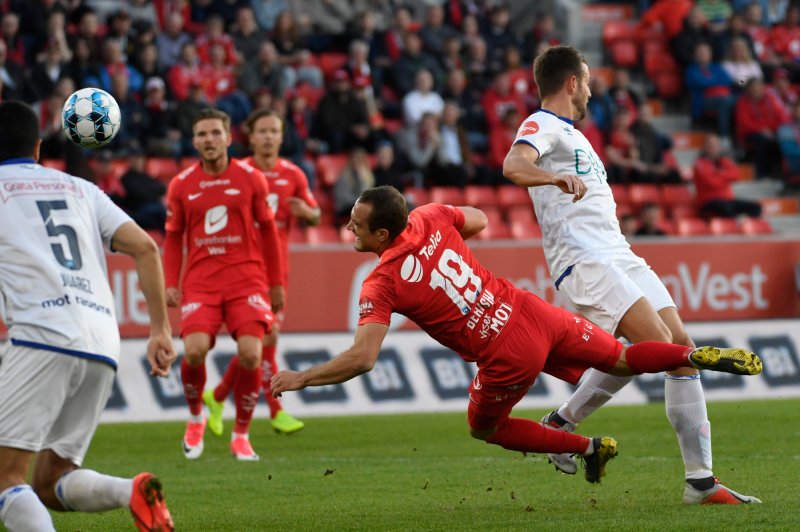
[
  {"xmin": 456, "ymin": 206, "xmax": 488, "ymax": 240},
  {"xmin": 288, "ymin": 197, "xmax": 322, "ymax": 226},
  {"xmin": 271, "ymin": 322, "xmax": 389, "ymax": 396},
  {"xmin": 111, "ymin": 222, "xmax": 177, "ymax": 376},
  {"xmin": 503, "ymin": 142, "xmax": 586, "ymax": 202}
]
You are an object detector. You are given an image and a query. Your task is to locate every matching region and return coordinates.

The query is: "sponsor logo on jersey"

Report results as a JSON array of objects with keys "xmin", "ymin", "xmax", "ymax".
[
  {"xmin": 275, "ymin": 179, "xmax": 289, "ymax": 186},
  {"xmin": 199, "ymin": 178, "xmax": 232, "ymax": 189},
  {"xmin": 188, "ymin": 192, "xmax": 203, "ymax": 200},
  {"xmin": 204, "ymin": 205, "xmax": 228, "ymax": 234},
  {"xmin": 224, "ymin": 188, "xmax": 241, "ymax": 195},
  {"xmin": 1, "ymin": 179, "xmax": 84, "ymax": 202},
  {"xmin": 418, "ymin": 231, "xmax": 442, "ymax": 261},
  {"xmin": 400, "ymin": 255, "xmax": 424, "ymax": 283},
  {"xmin": 358, "ymin": 298, "xmax": 374, "ymax": 317},
  {"xmin": 517, "ymin": 120, "xmax": 539, "ymax": 137},
  {"xmin": 181, "ymin": 302, "xmax": 202, "ymax": 317}
]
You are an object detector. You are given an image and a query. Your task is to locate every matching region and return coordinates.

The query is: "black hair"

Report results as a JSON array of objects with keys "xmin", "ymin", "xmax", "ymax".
[
  {"xmin": 0, "ymin": 101, "xmax": 40, "ymax": 161},
  {"xmin": 357, "ymin": 186, "xmax": 409, "ymax": 241}
]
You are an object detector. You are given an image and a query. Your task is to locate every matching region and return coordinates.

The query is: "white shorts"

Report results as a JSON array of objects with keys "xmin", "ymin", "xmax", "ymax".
[
  {"xmin": 558, "ymin": 251, "xmax": 676, "ymax": 336},
  {"xmin": 0, "ymin": 344, "xmax": 114, "ymax": 466}
]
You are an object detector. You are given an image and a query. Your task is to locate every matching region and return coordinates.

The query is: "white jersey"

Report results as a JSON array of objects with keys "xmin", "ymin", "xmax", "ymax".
[
  {"xmin": 0, "ymin": 159, "xmax": 132, "ymax": 368},
  {"xmin": 514, "ymin": 109, "xmax": 630, "ymax": 284}
]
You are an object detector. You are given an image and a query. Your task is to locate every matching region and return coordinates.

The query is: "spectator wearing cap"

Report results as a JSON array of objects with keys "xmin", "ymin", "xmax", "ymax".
[
  {"xmin": 238, "ymin": 41, "xmax": 293, "ymax": 100},
  {"xmin": 156, "ymin": 12, "xmax": 193, "ymax": 71},
  {"xmin": 693, "ymin": 133, "xmax": 763, "ymax": 217},
  {"xmin": 231, "ymin": 6, "xmax": 266, "ymax": 63},
  {"xmin": 402, "ymin": 69, "xmax": 445, "ymax": 126},
  {"xmin": 143, "ymin": 77, "xmax": 181, "ymax": 158},
  {"xmin": 735, "ymin": 77, "xmax": 789, "ymax": 177},
  {"xmin": 392, "ymin": 32, "xmax": 443, "ymax": 96},
  {"xmin": 315, "ymin": 69, "xmax": 372, "ymax": 153},
  {"xmin": 685, "ymin": 42, "xmax": 735, "ymax": 140}
]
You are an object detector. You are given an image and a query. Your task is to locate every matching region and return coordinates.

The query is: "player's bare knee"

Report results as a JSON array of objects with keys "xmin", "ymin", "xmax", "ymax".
[
  {"xmin": 238, "ymin": 351, "xmax": 260, "ymax": 370},
  {"xmin": 183, "ymin": 347, "xmax": 207, "ymax": 366},
  {"xmin": 469, "ymin": 427, "xmax": 496, "ymax": 441}
]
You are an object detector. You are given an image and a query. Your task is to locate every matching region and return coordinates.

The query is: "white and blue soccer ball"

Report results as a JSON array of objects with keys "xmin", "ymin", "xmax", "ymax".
[{"xmin": 62, "ymin": 87, "xmax": 121, "ymax": 148}]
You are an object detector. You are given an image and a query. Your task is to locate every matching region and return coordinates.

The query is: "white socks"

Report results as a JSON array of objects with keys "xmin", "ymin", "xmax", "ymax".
[
  {"xmin": 557, "ymin": 368, "xmax": 634, "ymax": 424},
  {"xmin": 55, "ymin": 469, "xmax": 133, "ymax": 512},
  {"xmin": 0, "ymin": 484, "xmax": 55, "ymax": 532},
  {"xmin": 665, "ymin": 374, "xmax": 713, "ymax": 480}
]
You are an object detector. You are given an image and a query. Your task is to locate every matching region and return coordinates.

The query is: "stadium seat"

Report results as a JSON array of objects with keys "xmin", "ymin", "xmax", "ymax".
[
  {"xmin": 676, "ymin": 218, "xmax": 710, "ymax": 236},
  {"xmin": 653, "ymin": 71, "xmax": 684, "ymax": 100},
  {"xmin": 429, "ymin": 186, "xmax": 464, "ymax": 205},
  {"xmin": 41, "ymin": 159, "xmax": 66, "ymax": 171},
  {"xmin": 644, "ymin": 50, "xmax": 679, "ymax": 77},
  {"xmin": 671, "ymin": 131, "xmax": 706, "ymax": 150},
  {"xmin": 288, "ymin": 228, "xmax": 307, "ymax": 244},
  {"xmin": 709, "ymin": 217, "xmax": 743, "ymax": 235},
  {"xmin": 670, "ymin": 204, "xmax": 697, "ymax": 220},
  {"xmin": 383, "ymin": 118, "xmax": 403, "ymax": 135},
  {"xmin": 509, "ymin": 218, "xmax": 542, "ymax": 239},
  {"xmin": 759, "ymin": 196, "xmax": 800, "ymax": 216},
  {"xmin": 615, "ymin": 202, "xmax": 633, "ymax": 219},
  {"xmin": 318, "ymin": 52, "xmax": 348, "ymax": 80},
  {"xmin": 609, "ymin": 40, "xmax": 638, "ymax": 68},
  {"xmin": 497, "ymin": 185, "xmax": 531, "ymax": 208},
  {"xmin": 306, "ymin": 225, "xmax": 340, "ymax": 245},
  {"xmin": 180, "ymin": 157, "xmax": 200, "ymax": 169},
  {"xmin": 657, "ymin": 219, "xmax": 677, "ymax": 235},
  {"xmin": 627, "ymin": 184, "xmax": 660, "ymax": 210},
  {"xmin": 609, "ymin": 183, "xmax": 629, "ymax": 205},
  {"xmin": 339, "ymin": 225, "xmax": 355, "ymax": 243},
  {"xmin": 659, "ymin": 184, "xmax": 693, "ymax": 208},
  {"xmin": 741, "ymin": 217, "xmax": 773, "ymax": 235},
  {"xmin": 404, "ymin": 187, "xmax": 430, "ymax": 208},
  {"xmin": 602, "ymin": 20, "xmax": 637, "ymax": 46},
  {"xmin": 292, "ymin": 83, "xmax": 326, "ymax": 109},
  {"xmin": 506, "ymin": 205, "xmax": 535, "ymax": 226},
  {"xmin": 476, "ymin": 207, "xmax": 510, "ymax": 240},
  {"xmin": 464, "ymin": 185, "xmax": 498, "ymax": 208},
  {"xmin": 315, "ymin": 154, "xmax": 348, "ymax": 187},
  {"xmin": 146, "ymin": 158, "xmax": 180, "ymax": 182}
]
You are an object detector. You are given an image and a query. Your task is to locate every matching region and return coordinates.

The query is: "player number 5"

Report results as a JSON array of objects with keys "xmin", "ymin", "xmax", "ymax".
[{"xmin": 36, "ymin": 200, "xmax": 83, "ymax": 270}]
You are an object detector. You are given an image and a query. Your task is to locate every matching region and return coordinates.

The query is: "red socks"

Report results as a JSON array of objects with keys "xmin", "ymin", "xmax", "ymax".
[
  {"xmin": 624, "ymin": 341, "xmax": 692, "ymax": 374},
  {"xmin": 486, "ymin": 417, "xmax": 591, "ymax": 454},
  {"xmin": 261, "ymin": 345, "xmax": 283, "ymax": 417},
  {"xmin": 214, "ymin": 356, "xmax": 239, "ymax": 402},
  {"xmin": 181, "ymin": 359, "xmax": 206, "ymax": 416},
  {"xmin": 233, "ymin": 366, "xmax": 262, "ymax": 434}
]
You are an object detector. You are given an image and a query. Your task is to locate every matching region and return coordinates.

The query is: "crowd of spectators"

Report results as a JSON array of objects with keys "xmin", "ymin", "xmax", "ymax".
[{"xmin": 2, "ymin": 0, "xmax": 796, "ymax": 239}]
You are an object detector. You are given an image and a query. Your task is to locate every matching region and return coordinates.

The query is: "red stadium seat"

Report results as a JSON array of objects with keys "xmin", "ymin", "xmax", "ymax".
[
  {"xmin": 609, "ymin": 40, "xmax": 638, "ymax": 68},
  {"xmin": 318, "ymin": 52, "xmax": 348, "ymax": 80},
  {"xmin": 464, "ymin": 185, "xmax": 498, "ymax": 208},
  {"xmin": 653, "ymin": 70, "xmax": 684, "ymax": 100},
  {"xmin": 506, "ymin": 205, "xmax": 535, "ymax": 225},
  {"xmin": 146, "ymin": 158, "xmax": 180, "ymax": 182},
  {"xmin": 741, "ymin": 217, "xmax": 773, "ymax": 235},
  {"xmin": 628, "ymin": 184, "xmax": 660, "ymax": 210},
  {"xmin": 616, "ymin": 202, "xmax": 633, "ymax": 219},
  {"xmin": 659, "ymin": 184, "xmax": 693, "ymax": 208},
  {"xmin": 657, "ymin": 219, "xmax": 677, "ymax": 235},
  {"xmin": 292, "ymin": 83, "xmax": 325, "ymax": 109},
  {"xmin": 609, "ymin": 184, "xmax": 629, "ymax": 205},
  {"xmin": 403, "ymin": 187, "xmax": 430, "ymax": 208},
  {"xmin": 315, "ymin": 154, "xmax": 349, "ymax": 187},
  {"xmin": 644, "ymin": 50, "xmax": 679, "ymax": 77},
  {"xmin": 497, "ymin": 186, "xmax": 531, "ymax": 208},
  {"xmin": 306, "ymin": 225, "xmax": 340, "ymax": 245},
  {"xmin": 339, "ymin": 224, "xmax": 355, "ymax": 243},
  {"xmin": 41, "ymin": 159, "xmax": 66, "ymax": 171},
  {"xmin": 676, "ymin": 218, "xmax": 710, "ymax": 236},
  {"xmin": 709, "ymin": 217, "xmax": 743, "ymax": 235},
  {"xmin": 476, "ymin": 207, "xmax": 510, "ymax": 240},
  {"xmin": 602, "ymin": 20, "xmax": 637, "ymax": 45},
  {"xmin": 670, "ymin": 204, "xmax": 697, "ymax": 220},
  {"xmin": 429, "ymin": 186, "xmax": 464, "ymax": 205},
  {"xmin": 288, "ymin": 228, "xmax": 307, "ymax": 244},
  {"xmin": 509, "ymin": 218, "xmax": 542, "ymax": 239},
  {"xmin": 180, "ymin": 157, "xmax": 200, "ymax": 169}
]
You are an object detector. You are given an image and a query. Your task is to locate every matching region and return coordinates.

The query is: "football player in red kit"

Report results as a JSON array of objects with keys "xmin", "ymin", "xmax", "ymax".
[
  {"xmin": 271, "ymin": 186, "xmax": 762, "ymax": 484},
  {"xmin": 163, "ymin": 108, "xmax": 285, "ymax": 461},
  {"xmin": 203, "ymin": 109, "xmax": 320, "ymax": 436}
]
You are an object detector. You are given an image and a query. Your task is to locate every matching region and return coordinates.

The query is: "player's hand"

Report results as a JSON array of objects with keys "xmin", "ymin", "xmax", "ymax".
[
  {"xmin": 166, "ymin": 287, "xmax": 181, "ymax": 308},
  {"xmin": 270, "ymin": 285, "xmax": 285, "ymax": 313},
  {"xmin": 552, "ymin": 174, "xmax": 587, "ymax": 202},
  {"xmin": 146, "ymin": 330, "xmax": 177, "ymax": 377},
  {"xmin": 270, "ymin": 370, "xmax": 305, "ymax": 397},
  {"xmin": 287, "ymin": 197, "xmax": 309, "ymax": 218}
]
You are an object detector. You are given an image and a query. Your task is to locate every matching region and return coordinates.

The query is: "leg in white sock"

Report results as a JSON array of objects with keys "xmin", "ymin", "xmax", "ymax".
[
  {"xmin": 557, "ymin": 368, "xmax": 634, "ymax": 425},
  {"xmin": 0, "ymin": 485, "xmax": 56, "ymax": 532},
  {"xmin": 665, "ymin": 374, "xmax": 713, "ymax": 480},
  {"xmin": 55, "ymin": 469, "xmax": 133, "ymax": 512}
]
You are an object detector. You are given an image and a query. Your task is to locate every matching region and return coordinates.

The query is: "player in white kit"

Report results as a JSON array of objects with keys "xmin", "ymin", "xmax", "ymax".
[
  {"xmin": 502, "ymin": 46, "xmax": 760, "ymax": 505},
  {"xmin": 0, "ymin": 101, "xmax": 177, "ymax": 531}
]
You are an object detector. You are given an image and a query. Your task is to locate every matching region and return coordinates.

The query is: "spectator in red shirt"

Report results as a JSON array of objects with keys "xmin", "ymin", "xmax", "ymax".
[
  {"xmin": 195, "ymin": 14, "xmax": 238, "ymax": 66},
  {"xmin": 637, "ymin": 0, "xmax": 694, "ymax": 40},
  {"xmin": 481, "ymin": 71, "xmax": 526, "ymax": 133},
  {"xmin": 168, "ymin": 41, "xmax": 203, "ymax": 101},
  {"xmin": 768, "ymin": 5, "xmax": 800, "ymax": 65},
  {"xmin": 744, "ymin": 2, "xmax": 773, "ymax": 62},
  {"xmin": 735, "ymin": 77, "xmax": 789, "ymax": 177},
  {"xmin": 693, "ymin": 133, "xmax": 762, "ymax": 218},
  {"xmin": 489, "ymin": 106, "xmax": 521, "ymax": 171}
]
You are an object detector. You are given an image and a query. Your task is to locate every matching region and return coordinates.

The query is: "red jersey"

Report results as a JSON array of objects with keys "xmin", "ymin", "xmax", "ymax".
[
  {"xmin": 245, "ymin": 156, "xmax": 317, "ymax": 283},
  {"xmin": 165, "ymin": 159, "xmax": 277, "ymax": 292},
  {"xmin": 357, "ymin": 204, "xmax": 524, "ymax": 363}
]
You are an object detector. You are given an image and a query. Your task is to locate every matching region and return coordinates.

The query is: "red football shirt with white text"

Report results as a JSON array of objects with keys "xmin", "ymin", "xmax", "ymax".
[
  {"xmin": 358, "ymin": 204, "xmax": 523, "ymax": 362},
  {"xmin": 165, "ymin": 159, "xmax": 276, "ymax": 293}
]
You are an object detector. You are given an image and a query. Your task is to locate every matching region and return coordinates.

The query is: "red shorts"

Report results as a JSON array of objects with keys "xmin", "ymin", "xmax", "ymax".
[
  {"xmin": 467, "ymin": 292, "xmax": 621, "ymax": 430},
  {"xmin": 180, "ymin": 287, "xmax": 274, "ymax": 342}
]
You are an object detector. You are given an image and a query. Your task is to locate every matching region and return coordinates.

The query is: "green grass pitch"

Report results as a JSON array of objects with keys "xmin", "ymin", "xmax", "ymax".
[{"xmin": 50, "ymin": 398, "xmax": 798, "ymax": 531}]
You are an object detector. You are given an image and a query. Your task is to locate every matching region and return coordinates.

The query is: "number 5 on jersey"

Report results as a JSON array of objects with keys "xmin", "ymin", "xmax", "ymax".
[{"xmin": 37, "ymin": 200, "xmax": 83, "ymax": 270}]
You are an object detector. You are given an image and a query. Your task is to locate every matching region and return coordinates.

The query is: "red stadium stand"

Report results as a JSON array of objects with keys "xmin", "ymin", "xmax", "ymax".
[
  {"xmin": 180, "ymin": 157, "xmax": 200, "ymax": 169},
  {"xmin": 676, "ymin": 218, "xmax": 710, "ymax": 236},
  {"xmin": 609, "ymin": 40, "xmax": 638, "ymax": 68},
  {"xmin": 709, "ymin": 217, "xmax": 743, "ymax": 235},
  {"xmin": 306, "ymin": 225, "xmax": 340, "ymax": 245},
  {"xmin": 383, "ymin": 118, "xmax": 403, "ymax": 135},
  {"xmin": 644, "ymin": 50, "xmax": 679, "ymax": 77},
  {"xmin": 464, "ymin": 185, "xmax": 498, "ymax": 208},
  {"xmin": 609, "ymin": 183, "xmax": 629, "ymax": 205},
  {"xmin": 146, "ymin": 158, "xmax": 180, "ymax": 182},
  {"xmin": 509, "ymin": 218, "xmax": 542, "ymax": 239},
  {"xmin": 670, "ymin": 204, "xmax": 697, "ymax": 220},
  {"xmin": 602, "ymin": 20, "xmax": 637, "ymax": 46},
  {"xmin": 429, "ymin": 186, "xmax": 464, "ymax": 205},
  {"xmin": 653, "ymin": 70, "xmax": 684, "ymax": 100},
  {"xmin": 316, "ymin": 154, "xmax": 348, "ymax": 187},
  {"xmin": 476, "ymin": 207, "xmax": 510, "ymax": 240},
  {"xmin": 659, "ymin": 184, "xmax": 694, "ymax": 209},
  {"xmin": 741, "ymin": 218, "xmax": 773, "ymax": 235},
  {"xmin": 288, "ymin": 227, "xmax": 306, "ymax": 244},
  {"xmin": 318, "ymin": 52, "xmax": 348, "ymax": 80},
  {"xmin": 506, "ymin": 205, "xmax": 536, "ymax": 225},
  {"xmin": 339, "ymin": 225, "xmax": 355, "ymax": 243},
  {"xmin": 41, "ymin": 159, "xmax": 66, "ymax": 171},
  {"xmin": 628, "ymin": 184, "xmax": 660, "ymax": 210},
  {"xmin": 616, "ymin": 202, "xmax": 633, "ymax": 219},
  {"xmin": 292, "ymin": 83, "xmax": 326, "ymax": 109},
  {"xmin": 497, "ymin": 186, "xmax": 531, "ymax": 209},
  {"xmin": 658, "ymin": 219, "xmax": 677, "ymax": 235},
  {"xmin": 403, "ymin": 187, "xmax": 430, "ymax": 208}
]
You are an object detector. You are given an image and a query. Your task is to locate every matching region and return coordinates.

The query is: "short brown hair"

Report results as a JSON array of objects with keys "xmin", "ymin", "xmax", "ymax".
[
  {"xmin": 192, "ymin": 108, "xmax": 231, "ymax": 133},
  {"xmin": 244, "ymin": 108, "xmax": 284, "ymax": 134},
  {"xmin": 357, "ymin": 186, "xmax": 408, "ymax": 241},
  {"xmin": 533, "ymin": 45, "xmax": 586, "ymax": 99}
]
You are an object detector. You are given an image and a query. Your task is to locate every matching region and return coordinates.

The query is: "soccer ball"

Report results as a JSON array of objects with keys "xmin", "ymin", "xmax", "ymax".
[{"xmin": 62, "ymin": 88, "xmax": 121, "ymax": 148}]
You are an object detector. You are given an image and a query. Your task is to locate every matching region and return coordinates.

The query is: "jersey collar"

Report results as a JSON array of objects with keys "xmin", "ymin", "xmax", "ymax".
[
  {"xmin": 0, "ymin": 157, "xmax": 36, "ymax": 165},
  {"xmin": 535, "ymin": 108, "xmax": 573, "ymax": 125}
]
